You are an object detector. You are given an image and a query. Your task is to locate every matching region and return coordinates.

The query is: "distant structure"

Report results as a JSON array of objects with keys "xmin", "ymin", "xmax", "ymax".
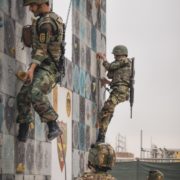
[
  {"xmin": 150, "ymin": 146, "xmax": 180, "ymax": 162},
  {"xmin": 115, "ymin": 133, "xmax": 134, "ymax": 162},
  {"xmin": 115, "ymin": 133, "xmax": 126, "ymax": 152},
  {"xmin": 140, "ymin": 131, "xmax": 180, "ymax": 161}
]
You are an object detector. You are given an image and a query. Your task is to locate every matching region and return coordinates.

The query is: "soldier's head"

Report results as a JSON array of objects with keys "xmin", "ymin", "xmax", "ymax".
[
  {"xmin": 147, "ymin": 170, "xmax": 164, "ymax": 180},
  {"xmin": 23, "ymin": 0, "xmax": 50, "ymax": 16},
  {"xmin": 88, "ymin": 143, "xmax": 116, "ymax": 172},
  {"xmin": 112, "ymin": 45, "xmax": 128, "ymax": 60}
]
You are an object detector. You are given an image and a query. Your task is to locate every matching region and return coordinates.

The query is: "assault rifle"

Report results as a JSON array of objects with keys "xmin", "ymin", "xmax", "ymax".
[{"xmin": 130, "ymin": 57, "xmax": 135, "ymax": 118}]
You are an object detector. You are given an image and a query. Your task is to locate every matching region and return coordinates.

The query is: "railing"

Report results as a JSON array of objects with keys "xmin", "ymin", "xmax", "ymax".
[
  {"xmin": 137, "ymin": 158, "xmax": 180, "ymax": 163},
  {"xmin": 116, "ymin": 157, "xmax": 180, "ymax": 163}
]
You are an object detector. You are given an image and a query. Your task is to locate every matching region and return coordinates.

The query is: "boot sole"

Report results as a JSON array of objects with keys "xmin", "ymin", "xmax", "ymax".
[{"xmin": 48, "ymin": 130, "xmax": 62, "ymax": 141}]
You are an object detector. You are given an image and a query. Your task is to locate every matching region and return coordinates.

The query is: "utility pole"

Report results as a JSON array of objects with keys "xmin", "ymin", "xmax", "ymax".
[{"xmin": 140, "ymin": 129, "xmax": 143, "ymax": 158}]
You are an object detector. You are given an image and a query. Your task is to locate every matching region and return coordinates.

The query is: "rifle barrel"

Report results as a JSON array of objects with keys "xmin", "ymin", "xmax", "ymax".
[
  {"xmin": 130, "ymin": 107, "xmax": 132, "ymax": 119},
  {"xmin": 129, "ymin": 57, "xmax": 135, "ymax": 119}
]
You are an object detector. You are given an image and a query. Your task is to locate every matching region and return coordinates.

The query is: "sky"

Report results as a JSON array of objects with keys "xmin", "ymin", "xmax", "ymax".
[
  {"xmin": 54, "ymin": 0, "xmax": 180, "ymax": 157},
  {"xmin": 105, "ymin": 0, "xmax": 180, "ymax": 157}
]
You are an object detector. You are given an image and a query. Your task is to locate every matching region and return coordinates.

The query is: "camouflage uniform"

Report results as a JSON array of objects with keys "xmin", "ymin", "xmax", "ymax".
[
  {"xmin": 77, "ymin": 143, "xmax": 116, "ymax": 180},
  {"xmin": 97, "ymin": 45, "xmax": 132, "ymax": 143},
  {"xmin": 147, "ymin": 170, "xmax": 164, "ymax": 180},
  {"xmin": 78, "ymin": 172, "xmax": 116, "ymax": 180},
  {"xmin": 17, "ymin": 0, "xmax": 63, "ymax": 141}
]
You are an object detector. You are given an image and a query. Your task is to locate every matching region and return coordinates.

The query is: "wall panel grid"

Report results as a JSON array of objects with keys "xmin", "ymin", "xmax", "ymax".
[
  {"xmin": 0, "ymin": 0, "xmax": 52, "ymax": 179},
  {"xmin": 0, "ymin": 0, "xmax": 106, "ymax": 179},
  {"xmin": 71, "ymin": 0, "xmax": 106, "ymax": 179}
]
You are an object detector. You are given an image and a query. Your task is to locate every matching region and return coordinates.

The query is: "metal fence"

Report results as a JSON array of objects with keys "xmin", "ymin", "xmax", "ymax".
[{"xmin": 111, "ymin": 159, "xmax": 180, "ymax": 180}]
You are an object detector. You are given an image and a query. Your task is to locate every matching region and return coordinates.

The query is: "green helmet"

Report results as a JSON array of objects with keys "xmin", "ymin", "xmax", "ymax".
[
  {"xmin": 88, "ymin": 143, "xmax": 116, "ymax": 171},
  {"xmin": 23, "ymin": 0, "xmax": 49, "ymax": 6},
  {"xmin": 112, "ymin": 45, "xmax": 128, "ymax": 56},
  {"xmin": 148, "ymin": 170, "xmax": 164, "ymax": 180}
]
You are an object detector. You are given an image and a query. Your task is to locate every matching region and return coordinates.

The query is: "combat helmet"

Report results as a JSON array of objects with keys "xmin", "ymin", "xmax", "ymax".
[
  {"xmin": 88, "ymin": 143, "xmax": 116, "ymax": 172},
  {"xmin": 112, "ymin": 45, "xmax": 128, "ymax": 56},
  {"xmin": 147, "ymin": 170, "xmax": 164, "ymax": 180},
  {"xmin": 23, "ymin": 0, "xmax": 49, "ymax": 6}
]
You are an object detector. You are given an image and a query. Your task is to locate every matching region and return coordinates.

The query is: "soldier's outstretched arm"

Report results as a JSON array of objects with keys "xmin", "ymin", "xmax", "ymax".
[
  {"xmin": 96, "ymin": 52, "xmax": 112, "ymax": 71},
  {"xmin": 105, "ymin": 58, "xmax": 130, "ymax": 71}
]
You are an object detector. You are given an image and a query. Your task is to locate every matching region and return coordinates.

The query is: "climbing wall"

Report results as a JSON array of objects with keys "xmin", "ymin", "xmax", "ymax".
[
  {"xmin": 0, "ymin": 0, "xmax": 52, "ymax": 179},
  {"xmin": 0, "ymin": 0, "xmax": 106, "ymax": 179},
  {"xmin": 71, "ymin": 0, "xmax": 106, "ymax": 178},
  {"xmin": 51, "ymin": 0, "xmax": 106, "ymax": 179}
]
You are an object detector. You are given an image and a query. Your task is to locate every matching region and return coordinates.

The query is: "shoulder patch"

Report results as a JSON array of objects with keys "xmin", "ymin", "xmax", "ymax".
[{"xmin": 39, "ymin": 33, "xmax": 46, "ymax": 43}]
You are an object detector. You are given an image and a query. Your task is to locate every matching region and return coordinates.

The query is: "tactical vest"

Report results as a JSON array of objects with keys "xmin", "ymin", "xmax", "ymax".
[
  {"xmin": 78, "ymin": 172, "xmax": 116, "ymax": 180},
  {"xmin": 108, "ymin": 57, "xmax": 131, "ymax": 87},
  {"xmin": 32, "ymin": 12, "xmax": 63, "ymax": 62}
]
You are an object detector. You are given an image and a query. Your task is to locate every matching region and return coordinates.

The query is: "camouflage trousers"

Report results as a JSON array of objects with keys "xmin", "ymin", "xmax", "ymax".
[
  {"xmin": 98, "ymin": 85, "xmax": 129, "ymax": 136},
  {"xmin": 77, "ymin": 172, "xmax": 116, "ymax": 180},
  {"xmin": 16, "ymin": 68, "xmax": 58, "ymax": 124}
]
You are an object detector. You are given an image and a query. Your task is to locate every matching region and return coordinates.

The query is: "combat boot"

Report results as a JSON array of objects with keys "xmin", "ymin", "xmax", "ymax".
[
  {"xmin": 47, "ymin": 121, "xmax": 62, "ymax": 140},
  {"xmin": 96, "ymin": 129, "xmax": 105, "ymax": 143},
  {"xmin": 17, "ymin": 123, "xmax": 29, "ymax": 142}
]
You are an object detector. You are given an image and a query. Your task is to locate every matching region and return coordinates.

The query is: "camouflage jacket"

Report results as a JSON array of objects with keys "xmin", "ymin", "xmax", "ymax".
[
  {"xmin": 31, "ymin": 11, "xmax": 63, "ymax": 73},
  {"xmin": 77, "ymin": 172, "xmax": 116, "ymax": 180},
  {"xmin": 103, "ymin": 57, "xmax": 131, "ymax": 88}
]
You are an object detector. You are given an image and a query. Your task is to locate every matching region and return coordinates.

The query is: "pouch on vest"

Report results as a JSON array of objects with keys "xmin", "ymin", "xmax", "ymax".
[{"xmin": 22, "ymin": 25, "xmax": 32, "ymax": 47}]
